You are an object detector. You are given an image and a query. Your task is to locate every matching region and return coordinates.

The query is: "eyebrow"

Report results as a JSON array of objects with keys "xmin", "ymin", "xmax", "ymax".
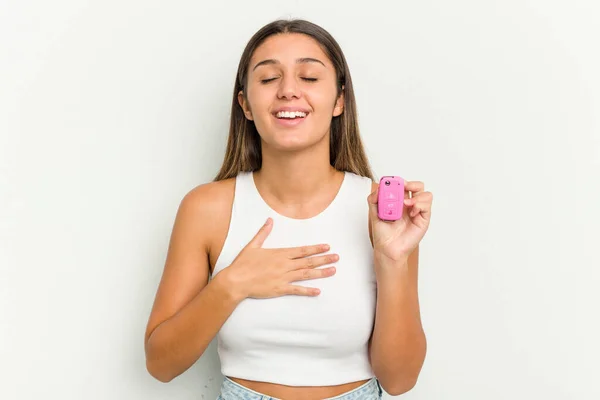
[{"xmin": 252, "ymin": 57, "xmax": 326, "ymax": 71}]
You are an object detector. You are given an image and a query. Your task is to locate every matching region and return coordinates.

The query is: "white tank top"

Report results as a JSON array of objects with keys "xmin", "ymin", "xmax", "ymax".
[{"xmin": 210, "ymin": 170, "xmax": 377, "ymax": 386}]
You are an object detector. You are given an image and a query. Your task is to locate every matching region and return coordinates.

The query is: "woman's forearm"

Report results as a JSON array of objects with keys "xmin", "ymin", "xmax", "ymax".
[
  {"xmin": 369, "ymin": 254, "xmax": 427, "ymax": 395},
  {"xmin": 145, "ymin": 272, "xmax": 242, "ymax": 382}
]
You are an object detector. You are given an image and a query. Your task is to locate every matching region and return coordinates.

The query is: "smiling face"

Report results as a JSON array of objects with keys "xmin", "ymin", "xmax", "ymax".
[{"xmin": 238, "ymin": 33, "xmax": 344, "ymax": 152}]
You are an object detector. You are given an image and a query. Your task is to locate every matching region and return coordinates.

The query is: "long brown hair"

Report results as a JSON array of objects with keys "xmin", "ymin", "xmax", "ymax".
[{"xmin": 213, "ymin": 19, "xmax": 374, "ymax": 181}]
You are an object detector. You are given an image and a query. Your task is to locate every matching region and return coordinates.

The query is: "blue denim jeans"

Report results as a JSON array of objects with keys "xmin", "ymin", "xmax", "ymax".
[{"xmin": 217, "ymin": 377, "xmax": 383, "ymax": 400}]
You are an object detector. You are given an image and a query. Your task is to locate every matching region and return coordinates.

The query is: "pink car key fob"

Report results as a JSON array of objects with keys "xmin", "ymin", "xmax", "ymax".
[{"xmin": 377, "ymin": 176, "xmax": 404, "ymax": 221}]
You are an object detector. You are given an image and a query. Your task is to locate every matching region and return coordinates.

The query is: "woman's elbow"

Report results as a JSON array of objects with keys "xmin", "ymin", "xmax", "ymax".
[
  {"xmin": 382, "ymin": 377, "xmax": 419, "ymax": 396},
  {"xmin": 144, "ymin": 338, "xmax": 176, "ymax": 383},
  {"xmin": 146, "ymin": 356, "xmax": 176, "ymax": 383}
]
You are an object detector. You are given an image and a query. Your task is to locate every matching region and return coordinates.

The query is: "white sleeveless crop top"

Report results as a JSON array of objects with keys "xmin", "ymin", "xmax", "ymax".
[{"xmin": 210, "ymin": 170, "xmax": 377, "ymax": 386}]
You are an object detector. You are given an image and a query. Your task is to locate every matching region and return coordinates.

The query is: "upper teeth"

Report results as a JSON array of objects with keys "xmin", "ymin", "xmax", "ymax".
[{"xmin": 276, "ymin": 111, "xmax": 307, "ymax": 119}]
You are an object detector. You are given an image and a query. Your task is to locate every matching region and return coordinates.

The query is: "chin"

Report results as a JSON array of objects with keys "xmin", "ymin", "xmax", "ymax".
[
  {"xmin": 266, "ymin": 138, "xmax": 314, "ymax": 152},
  {"xmin": 263, "ymin": 132, "xmax": 327, "ymax": 153}
]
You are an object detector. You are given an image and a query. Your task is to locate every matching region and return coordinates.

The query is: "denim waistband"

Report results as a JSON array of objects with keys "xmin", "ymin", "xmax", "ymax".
[{"xmin": 217, "ymin": 376, "xmax": 382, "ymax": 400}]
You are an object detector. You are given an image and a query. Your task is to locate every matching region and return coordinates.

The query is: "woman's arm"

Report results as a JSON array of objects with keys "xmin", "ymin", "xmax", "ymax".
[
  {"xmin": 368, "ymin": 247, "xmax": 427, "ymax": 395},
  {"xmin": 144, "ymin": 181, "xmax": 241, "ymax": 382},
  {"xmin": 367, "ymin": 181, "xmax": 427, "ymax": 395}
]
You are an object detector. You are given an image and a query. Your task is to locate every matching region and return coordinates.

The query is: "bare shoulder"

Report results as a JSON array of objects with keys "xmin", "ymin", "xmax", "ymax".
[
  {"xmin": 183, "ymin": 178, "xmax": 235, "ymax": 221},
  {"xmin": 183, "ymin": 178, "xmax": 236, "ymax": 271}
]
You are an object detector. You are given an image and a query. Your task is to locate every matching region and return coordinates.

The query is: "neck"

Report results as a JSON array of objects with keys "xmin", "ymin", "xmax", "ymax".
[{"xmin": 255, "ymin": 139, "xmax": 341, "ymax": 204}]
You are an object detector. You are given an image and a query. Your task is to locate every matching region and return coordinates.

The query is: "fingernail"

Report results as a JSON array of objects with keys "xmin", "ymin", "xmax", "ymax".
[{"xmin": 265, "ymin": 217, "xmax": 272, "ymax": 225}]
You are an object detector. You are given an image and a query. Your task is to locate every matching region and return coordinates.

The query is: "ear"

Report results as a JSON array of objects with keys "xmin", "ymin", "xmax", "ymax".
[
  {"xmin": 332, "ymin": 85, "xmax": 345, "ymax": 117},
  {"xmin": 238, "ymin": 90, "xmax": 253, "ymax": 121}
]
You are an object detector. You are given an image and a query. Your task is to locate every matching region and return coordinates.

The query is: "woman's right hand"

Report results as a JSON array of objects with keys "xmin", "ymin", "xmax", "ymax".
[{"xmin": 221, "ymin": 217, "xmax": 338, "ymax": 300}]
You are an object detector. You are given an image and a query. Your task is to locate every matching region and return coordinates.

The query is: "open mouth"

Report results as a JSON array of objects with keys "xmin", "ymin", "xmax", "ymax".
[
  {"xmin": 275, "ymin": 110, "xmax": 308, "ymax": 119},
  {"xmin": 272, "ymin": 110, "xmax": 309, "ymax": 126}
]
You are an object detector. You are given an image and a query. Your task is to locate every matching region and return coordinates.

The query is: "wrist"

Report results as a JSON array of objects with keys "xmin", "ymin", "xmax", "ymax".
[
  {"xmin": 374, "ymin": 249, "xmax": 409, "ymax": 267},
  {"xmin": 212, "ymin": 269, "xmax": 247, "ymax": 304}
]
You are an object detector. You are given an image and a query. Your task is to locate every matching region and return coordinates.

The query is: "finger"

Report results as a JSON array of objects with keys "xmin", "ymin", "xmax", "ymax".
[
  {"xmin": 410, "ymin": 205, "xmax": 422, "ymax": 218},
  {"xmin": 367, "ymin": 188, "xmax": 378, "ymax": 219},
  {"xmin": 405, "ymin": 200, "xmax": 431, "ymax": 213},
  {"xmin": 409, "ymin": 201, "xmax": 432, "ymax": 217},
  {"xmin": 290, "ymin": 253, "xmax": 339, "ymax": 270},
  {"xmin": 403, "ymin": 191, "xmax": 432, "ymax": 206},
  {"xmin": 284, "ymin": 243, "xmax": 331, "ymax": 259},
  {"xmin": 283, "ymin": 285, "xmax": 322, "ymax": 297},
  {"xmin": 292, "ymin": 266, "xmax": 337, "ymax": 282},
  {"xmin": 404, "ymin": 181, "xmax": 425, "ymax": 194},
  {"xmin": 247, "ymin": 217, "xmax": 274, "ymax": 248},
  {"xmin": 367, "ymin": 187, "xmax": 378, "ymax": 205}
]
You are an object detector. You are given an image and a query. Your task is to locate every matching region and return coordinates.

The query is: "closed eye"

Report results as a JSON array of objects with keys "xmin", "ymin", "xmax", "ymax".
[{"xmin": 260, "ymin": 77, "xmax": 318, "ymax": 84}]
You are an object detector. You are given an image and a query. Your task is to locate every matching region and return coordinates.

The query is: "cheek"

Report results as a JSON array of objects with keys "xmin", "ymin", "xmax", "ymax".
[
  {"xmin": 246, "ymin": 91, "xmax": 268, "ymax": 113},
  {"xmin": 245, "ymin": 82, "xmax": 273, "ymax": 108},
  {"xmin": 306, "ymin": 86, "xmax": 338, "ymax": 109}
]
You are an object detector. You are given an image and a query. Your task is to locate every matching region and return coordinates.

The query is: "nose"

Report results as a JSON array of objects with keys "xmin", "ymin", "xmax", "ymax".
[{"xmin": 277, "ymin": 75, "xmax": 301, "ymax": 100}]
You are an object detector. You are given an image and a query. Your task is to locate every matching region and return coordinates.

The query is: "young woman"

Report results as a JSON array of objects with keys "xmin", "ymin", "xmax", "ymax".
[{"xmin": 144, "ymin": 19, "xmax": 433, "ymax": 400}]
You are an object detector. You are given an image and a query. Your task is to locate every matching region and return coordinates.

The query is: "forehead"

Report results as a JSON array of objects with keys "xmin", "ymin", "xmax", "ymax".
[{"xmin": 250, "ymin": 33, "xmax": 333, "ymax": 69}]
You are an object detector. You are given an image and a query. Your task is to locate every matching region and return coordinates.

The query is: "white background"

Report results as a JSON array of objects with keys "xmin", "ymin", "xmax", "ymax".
[{"xmin": 1, "ymin": 0, "xmax": 599, "ymax": 399}]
